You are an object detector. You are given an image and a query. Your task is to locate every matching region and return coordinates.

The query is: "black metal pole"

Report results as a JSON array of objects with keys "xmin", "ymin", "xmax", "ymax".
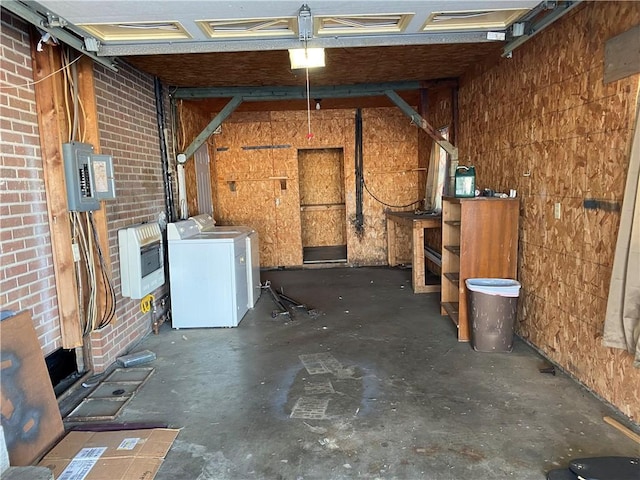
[{"xmin": 154, "ymin": 77, "xmax": 175, "ymax": 223}]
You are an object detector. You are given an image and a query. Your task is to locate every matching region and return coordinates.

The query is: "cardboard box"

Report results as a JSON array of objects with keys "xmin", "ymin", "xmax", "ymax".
[{"xmin": 38, "ymin": 428, "xmax": 179, "ymax": 480}]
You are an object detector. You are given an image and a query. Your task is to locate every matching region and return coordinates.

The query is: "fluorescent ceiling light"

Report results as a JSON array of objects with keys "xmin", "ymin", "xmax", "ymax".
[{"xmin": 288, "ymin": 48, "xmax": 325, "ymax": 69}]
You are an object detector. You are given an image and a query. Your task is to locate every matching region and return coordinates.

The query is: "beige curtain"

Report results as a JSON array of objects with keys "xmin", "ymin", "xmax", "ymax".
[{"xmin": 603, "ymin": 104, "xmax": 640, "ymax": 367}]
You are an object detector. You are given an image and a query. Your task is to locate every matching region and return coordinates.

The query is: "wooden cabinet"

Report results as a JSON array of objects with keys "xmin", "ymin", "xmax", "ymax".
[{"xmin": 441, "ymin": 197, "xmax": 519, "ymax": 341}]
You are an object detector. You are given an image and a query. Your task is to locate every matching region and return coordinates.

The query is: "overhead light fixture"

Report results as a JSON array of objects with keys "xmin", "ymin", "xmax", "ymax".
[{"xmin": 288, "ymin": 47, "xmax": 325, "ymax": 69}]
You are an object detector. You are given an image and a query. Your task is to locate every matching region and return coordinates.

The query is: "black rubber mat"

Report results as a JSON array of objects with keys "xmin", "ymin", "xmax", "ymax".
[
  {"xmin": 569, "ymin": 456, "xmax": 640, "ymax": 480},
  {"xmin": 547, "ymin": 469, "xmax": 579, "ymax": 480}
]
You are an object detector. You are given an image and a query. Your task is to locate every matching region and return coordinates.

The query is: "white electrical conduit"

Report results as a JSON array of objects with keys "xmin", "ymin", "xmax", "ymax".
[{"xmin": 177, "ymin": 163, "xmax": 188, "ymax": 219}]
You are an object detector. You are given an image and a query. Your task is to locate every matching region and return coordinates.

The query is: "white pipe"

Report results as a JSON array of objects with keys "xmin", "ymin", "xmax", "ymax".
[{"xmin": 177, "ymin": 164, "xmax": 188, "ymax": 219}]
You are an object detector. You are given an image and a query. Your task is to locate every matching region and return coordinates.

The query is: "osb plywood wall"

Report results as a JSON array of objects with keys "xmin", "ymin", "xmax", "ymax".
[
  {"xmin": 458, "ymin": 2, "xmax": 640, "ymax": 422},
  {"xmin": 299, "ymin": 148, "xmax": 346, "ymax": 248},
  {"xmin": 359, "ymin": 109, "xmax": 420, "ymax": 264},
  {"xmin": 180, "ymin": 107, "xmax": 420, "ymax": 267},
  {"xmin": 299, "ymin": 148, "xmax": 345, "ymax": 205},
  {"xmin": 301, "ymin": 208, "xmax": 347, "ymax": 248}
]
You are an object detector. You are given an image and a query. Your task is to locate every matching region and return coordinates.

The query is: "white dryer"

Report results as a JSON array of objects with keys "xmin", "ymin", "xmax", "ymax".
[
  {"xmin": 167, "ymin": 219, "xmax": 249, "ymax": 328},
  {"xmin": 190, "ymin": 214, "xmax": 261, "ymax": 308}
]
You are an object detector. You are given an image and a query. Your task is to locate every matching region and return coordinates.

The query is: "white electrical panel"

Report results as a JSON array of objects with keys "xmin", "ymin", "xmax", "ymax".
[{"xmin": 91, "ymin": 154, "xmax": 116, "ymax": 200}]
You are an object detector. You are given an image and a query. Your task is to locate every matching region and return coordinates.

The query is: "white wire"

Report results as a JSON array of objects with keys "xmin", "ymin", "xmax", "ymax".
[
  {"xmin": 304, "ymin": 41, "xmax": 312, "ymax": 139},
  {"xmin": 306, "ymin": 65, "xmax": 311, "ymax": 138},
  {"xmin": 0, "ymin": 55, "xmax": 81, "ymax": 90},
  {"xmin": 71, "ymin": 213, "xmax": 87, "ymax": 334}
]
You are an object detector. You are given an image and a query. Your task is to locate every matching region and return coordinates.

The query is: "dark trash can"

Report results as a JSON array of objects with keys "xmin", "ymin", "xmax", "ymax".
[{"xmin": 466, "ymin": 278, "xmax": 521, "ymax": 353}]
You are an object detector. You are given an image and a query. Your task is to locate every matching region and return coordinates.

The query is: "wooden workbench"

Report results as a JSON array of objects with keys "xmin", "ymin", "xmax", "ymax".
[{"xmin": 386, "ymin": 211, "xmax": 442, "ymax": 293}]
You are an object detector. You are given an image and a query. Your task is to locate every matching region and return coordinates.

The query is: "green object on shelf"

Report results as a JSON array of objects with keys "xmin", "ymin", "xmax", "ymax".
[{"xmin": 454, "ymin": 166, "xmax": 475, "ymax": 198}]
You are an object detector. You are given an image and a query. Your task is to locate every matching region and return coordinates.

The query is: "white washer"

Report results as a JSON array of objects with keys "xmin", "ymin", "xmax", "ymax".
[
  {"xmin": 167, "ymin": 219, "xmax": 249, "ymax": 328},
  {"xmin": 190, "ymin": 214, "xmax": 261, "ymax": 308}
]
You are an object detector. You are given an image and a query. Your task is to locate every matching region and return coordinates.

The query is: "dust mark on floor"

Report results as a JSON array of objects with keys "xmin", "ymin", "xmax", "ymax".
[
  {"xmin": 413, "ymin": 444, "xmax": 485, "ymax": 463},
  {"xmin": 304, "ymin": 379, "xmax": 335, "ymax": 395},
  {"xmin": 170, "ymin": 440, "xmax": 242, "ymax": 479},
  {"xmin": 299, "ymin": 353, "xmax": 342, "ymax": 375},
  {"xmin": 453, "ymin": 445, "xmax": 486, "ymax": 462},
  {"xmin": 290, "ymin": 396, "xmax": 330, "ymax": 419}
]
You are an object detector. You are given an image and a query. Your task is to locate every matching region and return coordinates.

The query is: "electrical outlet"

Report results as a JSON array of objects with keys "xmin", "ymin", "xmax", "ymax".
[{"xmin": 554, "ymin": 203, "xmax": 561, "ymax": 219}]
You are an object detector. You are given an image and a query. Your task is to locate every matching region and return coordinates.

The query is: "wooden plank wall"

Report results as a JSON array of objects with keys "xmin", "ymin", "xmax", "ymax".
[
  {"xmin": 458, "ymin": 2, "xmax": 640, "ymax": 422},
  {"xmin": 179, "ymin": 106, "xmax": 420, "ymax": 267}
]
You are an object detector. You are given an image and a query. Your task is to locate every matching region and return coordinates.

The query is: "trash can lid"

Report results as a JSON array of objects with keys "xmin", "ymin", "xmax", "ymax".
[{"xmin": 465, "ymin": 278, "xmax": 521, "ymax": 297}]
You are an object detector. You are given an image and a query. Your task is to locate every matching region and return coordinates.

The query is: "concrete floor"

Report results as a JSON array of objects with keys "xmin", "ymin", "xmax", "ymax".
[{"xmin": 114, "ymin": 267, "xmax": 638, "ymax": 479}]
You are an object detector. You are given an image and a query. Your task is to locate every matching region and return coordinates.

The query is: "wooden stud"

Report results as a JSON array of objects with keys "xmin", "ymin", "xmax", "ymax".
[
  {"xmin": 603, "ymin": 416, "xmax": 640, "ymax": 444},
  {"xmin": 77, "ymin": 56, "xmax": 117, "ymax": 336},
  {"xmin": 29, "ymin": 36, "xmax": 82, "ymax": 348},
  {"xmin": 604, "ymin": 24, "xmax": 640, "ymax": 84}
]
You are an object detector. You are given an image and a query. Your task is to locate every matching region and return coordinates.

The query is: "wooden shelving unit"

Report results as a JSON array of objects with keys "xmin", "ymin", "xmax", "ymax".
[{"xmin": 440, "ymin": 197, "xmax": 519, "ymax": 341}]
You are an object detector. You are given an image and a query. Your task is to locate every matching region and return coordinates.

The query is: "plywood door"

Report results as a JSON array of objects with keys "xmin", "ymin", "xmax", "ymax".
[{"xmin": 298, "ymin": 149, "xmax": 347, "ymax": 249}]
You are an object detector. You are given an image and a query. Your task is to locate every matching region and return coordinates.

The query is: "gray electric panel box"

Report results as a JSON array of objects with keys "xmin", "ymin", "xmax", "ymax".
[
  {"xmin": 63, "ymin": 141, "xmax": 99, "ymax": 212},
  {"xmin": 62, "ymin": 142, "xmax": 116, "ymax": 211}
]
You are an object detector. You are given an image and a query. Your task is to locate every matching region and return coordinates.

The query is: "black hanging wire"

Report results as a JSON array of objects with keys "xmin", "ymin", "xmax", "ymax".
[
  {"xmin": 354, "ymin": 108, "xmax": 364, "ymax": 234},
  {"xmin": 363, "ymin": 180, "xmax": 422, "ymax": 209},
  {"xmin": 154, "ymin": 77, "xmax": 175, "ymax": 223},
  {"xmin": 88, "ymin": 212, "xmax": 117, "ymax": 329},
  {"xmin": 355, "ymin": 109, "xmax": 421, "ymax": 211}
]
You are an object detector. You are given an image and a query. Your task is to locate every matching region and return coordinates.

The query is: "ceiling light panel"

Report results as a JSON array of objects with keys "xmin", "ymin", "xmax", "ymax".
[
  {"xmin": 78, "ymin": 21, "xmax": 191, "ymax": 41},
  {"xmin": 423, "ymin": 9, "xmax": 530, "ymax": 31},
  {"xmin": 316, "ymin": 13, "xmax": 414, "ymax": 36},
  {"xmin": 197, "ymin": 17, "xmax": 296, "ymax": 39}
]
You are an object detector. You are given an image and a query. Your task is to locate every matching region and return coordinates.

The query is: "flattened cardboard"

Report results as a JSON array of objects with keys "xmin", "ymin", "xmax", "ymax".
[
  {"xmin": 38, "ymin": 428, "xmax": 179, "ymax": 480},
  {"xmin": 0, "ymin": 311, "xmax": 65, "ymax": 466}
]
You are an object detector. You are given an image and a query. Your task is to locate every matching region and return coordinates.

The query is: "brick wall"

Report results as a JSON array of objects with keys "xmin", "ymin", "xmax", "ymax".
[
  {"xmin": 0, "ymin": 11, "xmax": 61, "ymax": 354},
  {"xmin": 89, "ymin": 63, "xmax": 169, "ymax": 372},
  {"xmin": 1, "ymin": 11, "xmax": 170, "ymax": 372}
]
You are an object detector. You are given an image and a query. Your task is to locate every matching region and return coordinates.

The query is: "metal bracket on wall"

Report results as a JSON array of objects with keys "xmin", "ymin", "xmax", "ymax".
[
  {"xmin": 3, "ymin": 0, "xmax": 118, "ymax": 71},
  {"xmin": 384, "ymin": 90, "xmax": 459, "ymax": 162},
  {"xmin": 503, "ymin": 1, "xmax": 583, "ymax": 57}
]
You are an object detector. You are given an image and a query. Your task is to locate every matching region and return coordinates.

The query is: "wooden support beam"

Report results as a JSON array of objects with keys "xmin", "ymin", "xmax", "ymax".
[
  {"xmin": 604, "ymin": 24, "xmax": 640, "ymax": 84},
  {"xmin": 182, "ymin": 95, "xmax": 243, "ymax": 161},
  {"xmin": 385, "ymin": 89, "xmax": 458, "ymax": 161},
  {"xmin": 30, "ymin": 36, "xmax": 83, "ymax": 348},
  {"xmin": 603, "ymin": 416, "xmax": 640, "ymax": 444},
  {"xmin": 77, "ymin": 56, "xmax": 116, "ymax": 333}
]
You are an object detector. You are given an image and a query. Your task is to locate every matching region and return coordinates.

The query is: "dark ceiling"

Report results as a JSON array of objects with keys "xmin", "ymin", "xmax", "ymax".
[
  {"xmin": 126, "ymin": 42, "xmax": 502, "ymax": 112},
  {"xmin": 126, "ymin": 42, "xmax": 502, "ymax": 88}
]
